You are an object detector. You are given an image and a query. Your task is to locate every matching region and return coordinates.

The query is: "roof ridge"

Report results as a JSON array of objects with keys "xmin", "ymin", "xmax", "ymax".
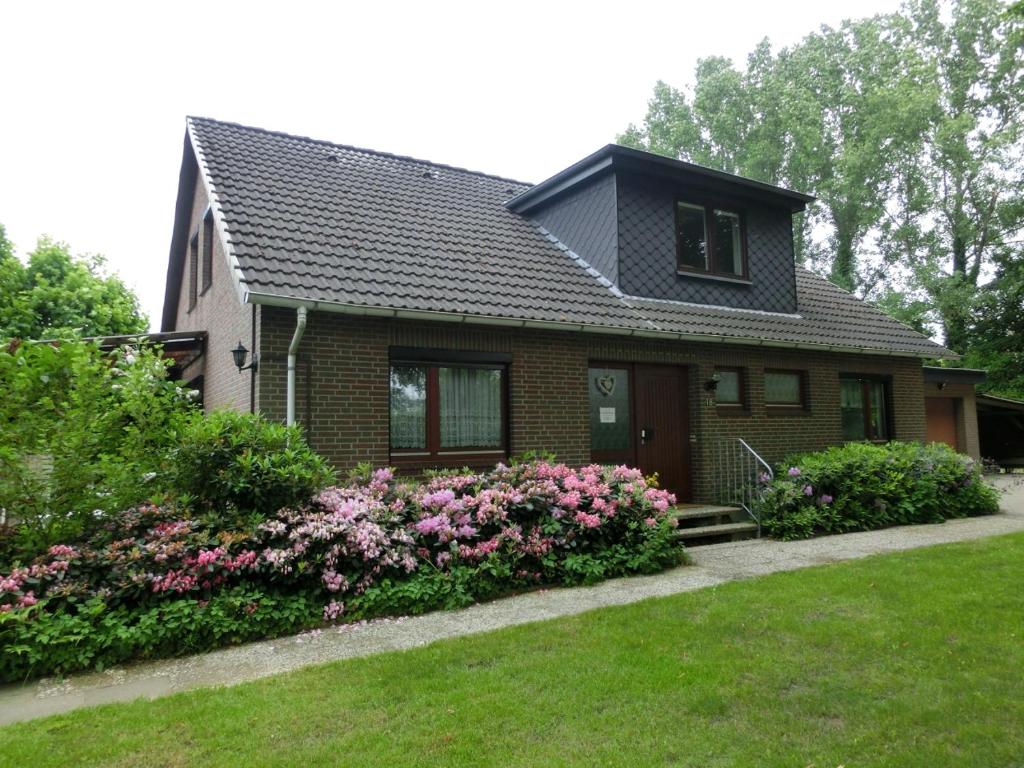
[{"xmin": 186, "ymin": 116, "xmax": 535, "ymax": 188}]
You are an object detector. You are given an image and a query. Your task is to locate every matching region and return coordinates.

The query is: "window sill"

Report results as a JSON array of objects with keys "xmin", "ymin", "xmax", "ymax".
[
  {"xmin": 715, "ymin": 406, "xmax": 751, "ymax": 417},
  {"xmin": 390, "ymin": 451, "xmax": 508, "ymax": 472},
  {"xmin": 676, "ymin": 270, "xmax": 752, "ymax": 286}
]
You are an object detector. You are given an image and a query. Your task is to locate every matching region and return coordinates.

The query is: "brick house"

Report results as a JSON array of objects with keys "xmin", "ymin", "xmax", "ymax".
[{"xmin": 161, "ymin": 117, "xmax": 966, "ymax": 503}]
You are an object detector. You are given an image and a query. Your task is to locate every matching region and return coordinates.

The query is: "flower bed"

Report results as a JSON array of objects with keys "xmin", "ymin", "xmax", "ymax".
[
  {"xmin": 0, "ymin": 462, "xmax": 681, "ymax": 681},
  {"xmin": 759, "ymin": 441, "xmax": 1000, "ymax": 540}
]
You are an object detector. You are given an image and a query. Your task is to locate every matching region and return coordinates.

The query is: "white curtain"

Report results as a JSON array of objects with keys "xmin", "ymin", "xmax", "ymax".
[
  {"xmin": 765, "ymin": 372, "xmax": 800, "ymax": 404},
  {"xmin": 439, "ymin": 367, "xmax": 502, "ymax": 448}
]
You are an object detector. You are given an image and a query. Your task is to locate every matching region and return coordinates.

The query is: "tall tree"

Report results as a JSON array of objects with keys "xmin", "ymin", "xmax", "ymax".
[
  {"xmin": 895, "ymin": 0, "xmax": 1024, "ymax": 351},
  {"xmin": 0, "ymin": 230, "xmax": 147, "ymax": 340},
  {"xmin": 620, "ymin": 0, "xmax": 1021, "ymax": 351},
  {"xmin": 964, "ymin": 248, "xmax": 1024, "ymax": 397}
]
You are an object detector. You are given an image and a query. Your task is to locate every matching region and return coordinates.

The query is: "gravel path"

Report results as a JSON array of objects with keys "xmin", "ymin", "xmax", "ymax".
[{"xmin": 2, "ymin": 475, "xmax": 1022, "ymax": 727}]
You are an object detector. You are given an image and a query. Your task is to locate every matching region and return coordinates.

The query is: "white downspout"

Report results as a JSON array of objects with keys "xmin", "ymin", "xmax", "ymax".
[{"xmin": 286, "ymin": 307, "xmax": 308, "ymax": 426}]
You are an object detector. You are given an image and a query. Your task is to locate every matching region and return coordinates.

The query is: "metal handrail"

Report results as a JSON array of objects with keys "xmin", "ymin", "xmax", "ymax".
[{"xmin": 716, "ymin": 438, "xmax": 773, "ymax": 536}]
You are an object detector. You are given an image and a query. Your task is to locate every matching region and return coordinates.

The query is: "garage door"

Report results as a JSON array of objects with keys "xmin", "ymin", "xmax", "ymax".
[{"xmin": 925, "ymin": 397, "xmax": 958, "ymax": 450}]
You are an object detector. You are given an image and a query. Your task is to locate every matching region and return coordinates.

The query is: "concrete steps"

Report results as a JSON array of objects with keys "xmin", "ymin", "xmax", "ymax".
[{"xmin": 670, "ymin": 504, "xmax": 759, "ymax": 546}]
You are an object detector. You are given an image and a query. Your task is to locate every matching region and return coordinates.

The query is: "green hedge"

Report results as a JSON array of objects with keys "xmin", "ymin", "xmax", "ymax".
[
  {"xmin": 760, "ymin": 441, "xmax": 999, "ymax": 540},
  {"xmin": 0, "ymin": 587, "xmax": 322, "ymax": 682}
]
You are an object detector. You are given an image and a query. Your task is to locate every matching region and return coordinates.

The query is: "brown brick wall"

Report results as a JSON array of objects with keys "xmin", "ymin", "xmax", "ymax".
[
  {"xmin": 257, "ymin": 310, "xmax": 929, "ymax": 501},
  {"xmin": 171, "ymin": 177, "xmax": 257, "ymax": 412}
]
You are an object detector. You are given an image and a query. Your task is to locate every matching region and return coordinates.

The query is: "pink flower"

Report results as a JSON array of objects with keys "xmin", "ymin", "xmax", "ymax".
[
  {"xmin": 644, "ymin": 517, "xmax": 658, "ymax": 527},
  {"xmin": 414, "ymin": 514, "xmax": 450, "ymax": 536},
  {"xmin": 574, "ymin": 511, "xmax": 601, "ymax": 529},
  {"xmin": 322, "ymin": 569, "xmax": 348, "ymax": 592},
  {"xmin": 557, "ymin": 490, "xmax": 582, "ymax": 510},
  {"xmin": 324, "ymin": 601, "xmax": 345, "ymax": 621}
]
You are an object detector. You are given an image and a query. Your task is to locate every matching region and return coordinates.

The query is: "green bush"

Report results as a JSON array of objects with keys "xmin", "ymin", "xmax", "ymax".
[
  {"xmin": 168, "ymin": 411, "xmax": 334, "ymax": 518},
  {"xmin": 0, "ymin": 587, "xmax": 321, "ymax": 682},
  {"xmin": 760, "ymin": 441, "xmax": 1000, "ymax": 540},
  {"xmin": 0, "ymin": 338, "xmax": 197, "ymax": 552}
]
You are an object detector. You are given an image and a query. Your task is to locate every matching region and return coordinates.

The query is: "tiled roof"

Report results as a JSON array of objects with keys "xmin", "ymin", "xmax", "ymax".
[{"xmin": 184, "ymin": 117, "xmax": 953, "ymax": 359}]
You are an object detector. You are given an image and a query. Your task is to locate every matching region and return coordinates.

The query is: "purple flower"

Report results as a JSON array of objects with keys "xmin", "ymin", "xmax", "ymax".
[
  {"xmin": 787, "ymin": 467, "xmax": 802, "ymax": 477},
  {"xmin": 819, "ymin": 494, "xmax": 833, "ymax": 505},
  {"xmin": 803, "ymin": 484, "xmax": 814, "ymax": 496}
]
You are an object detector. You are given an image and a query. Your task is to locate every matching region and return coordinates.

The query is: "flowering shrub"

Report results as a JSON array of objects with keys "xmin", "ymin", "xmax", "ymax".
[
  {"xmin": 0, "ymin": 461, "xmax": 682, "ymax": 680},
  {"xmin": 759, "ymin": 441, "xmax": 999, "ymax": 540}
]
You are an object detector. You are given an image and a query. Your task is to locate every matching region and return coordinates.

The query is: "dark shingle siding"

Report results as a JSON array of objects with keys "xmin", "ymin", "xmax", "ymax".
[
  {"xmin": 532, "ymin": 172, "xmax": 619, "ymax": 285},
  {"xmin": 616, "ymin": 173, "xmax": 798, "ymax": 313},
  {"xmin": 188, "ymin": 116, "xmax": 952, "ymax": 360}
]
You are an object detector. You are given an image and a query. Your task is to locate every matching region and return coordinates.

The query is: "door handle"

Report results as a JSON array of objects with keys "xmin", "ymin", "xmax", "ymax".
[{"xmin": 641, "ymin": 427, "xmax": 653, "ymax": 444}]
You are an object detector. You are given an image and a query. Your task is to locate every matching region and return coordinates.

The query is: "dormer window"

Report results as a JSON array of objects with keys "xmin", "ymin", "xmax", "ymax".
[{"xmin": 675, "ymin": 200, "xmax": 747, "ymax": 279}]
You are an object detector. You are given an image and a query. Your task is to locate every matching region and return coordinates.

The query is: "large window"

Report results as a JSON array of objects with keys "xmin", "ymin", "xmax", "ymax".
[
  {"xmin": 676, "ymin": 200, "xmax": 747, "ymax": 278},
  {"xmin": 389, "ymin": 356, "xmax": 506, "ymax": 462},
  {"xmin": 764, "ymin": 369, "xmax": 807, "ymax": 410},
  {"xmin": 840, "ymin": 376, "xmax": 891, "ymax": 441}
]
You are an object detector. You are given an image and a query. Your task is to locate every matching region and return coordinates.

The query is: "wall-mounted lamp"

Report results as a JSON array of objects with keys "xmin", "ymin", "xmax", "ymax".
[
  {"xmin": 232, "ymin": 341, "xmax": 259, "ymax": 374},
  {"xmin": 704, "ymin": 371, "xmax": 722, "ymax": 392},
  {"xmin": 936, "ymin": 381, "xmax": 947, "ymax": 391}
]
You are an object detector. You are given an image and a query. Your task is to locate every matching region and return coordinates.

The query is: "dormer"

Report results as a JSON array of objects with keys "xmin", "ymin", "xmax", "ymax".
[{"xmin": 507, "ymin": 145, "xmax": 814, "ymax": 315}]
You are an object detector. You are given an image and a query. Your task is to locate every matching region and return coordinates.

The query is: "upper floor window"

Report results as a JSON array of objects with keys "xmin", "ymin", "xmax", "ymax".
[
  {"xmin": 201, "ymin": 208, "xmax": 214, "ymax": 293},
  {"xmin": 840, "ymin": 376, "xmax": 891, "ymax": 441},
  {"xmin": 188, "ymin": 233, "xmax": 199, "ymax": 311},
  {"xmin": 675, "ymin": 200, "xmax": 747, "ymax": 279}
]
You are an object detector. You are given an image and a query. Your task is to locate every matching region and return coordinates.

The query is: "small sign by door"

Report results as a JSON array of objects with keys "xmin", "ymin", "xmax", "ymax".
[{"xmin": 599, "ymin": 407, "xmax": 616, "ymax": 423}]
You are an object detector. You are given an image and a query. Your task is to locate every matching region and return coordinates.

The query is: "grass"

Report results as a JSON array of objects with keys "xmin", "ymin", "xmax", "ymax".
[{"xmin": 2, "ymin": 534, "xmax": 1023, "ymax": 768}]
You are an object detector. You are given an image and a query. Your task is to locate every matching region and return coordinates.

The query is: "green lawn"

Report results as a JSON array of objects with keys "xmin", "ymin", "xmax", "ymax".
[{"xmin": 2, "ymin": 534, "xmax": 1023, "ymax": 768}]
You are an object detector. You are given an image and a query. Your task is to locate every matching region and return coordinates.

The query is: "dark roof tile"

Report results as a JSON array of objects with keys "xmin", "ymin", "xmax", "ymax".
[{"xmin": 187, "ymin": 117, "xmax": 952, "ymax": 359}]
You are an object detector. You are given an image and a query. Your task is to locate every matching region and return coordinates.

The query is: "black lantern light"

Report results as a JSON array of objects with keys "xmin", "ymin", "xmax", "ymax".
[
  {"xmin": 232, "ymin": 341, "xmax": 258, "ymax": 373},
  {"xmin": 704, "ymin": 371, "xmax": 722, "ymax": 392}
]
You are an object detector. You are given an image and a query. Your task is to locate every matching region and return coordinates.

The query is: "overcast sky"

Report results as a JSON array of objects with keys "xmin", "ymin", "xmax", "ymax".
[{"xmin": 1, "ymin": 0, "xmax": 904, "ymax": 330}]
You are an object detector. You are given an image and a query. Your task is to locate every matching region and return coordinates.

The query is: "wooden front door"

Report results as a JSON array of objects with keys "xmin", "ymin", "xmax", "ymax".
[
  {"xmin": 925, "ymin": 397, "xmax": 959, "ymax": 450},
  {"xmin": 588, "ymin": 363, "xmax": 691, "ymax": 501},
  {"xmin": 635, "ymin": 365, "xmax": 691, "ymax": 500}
]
